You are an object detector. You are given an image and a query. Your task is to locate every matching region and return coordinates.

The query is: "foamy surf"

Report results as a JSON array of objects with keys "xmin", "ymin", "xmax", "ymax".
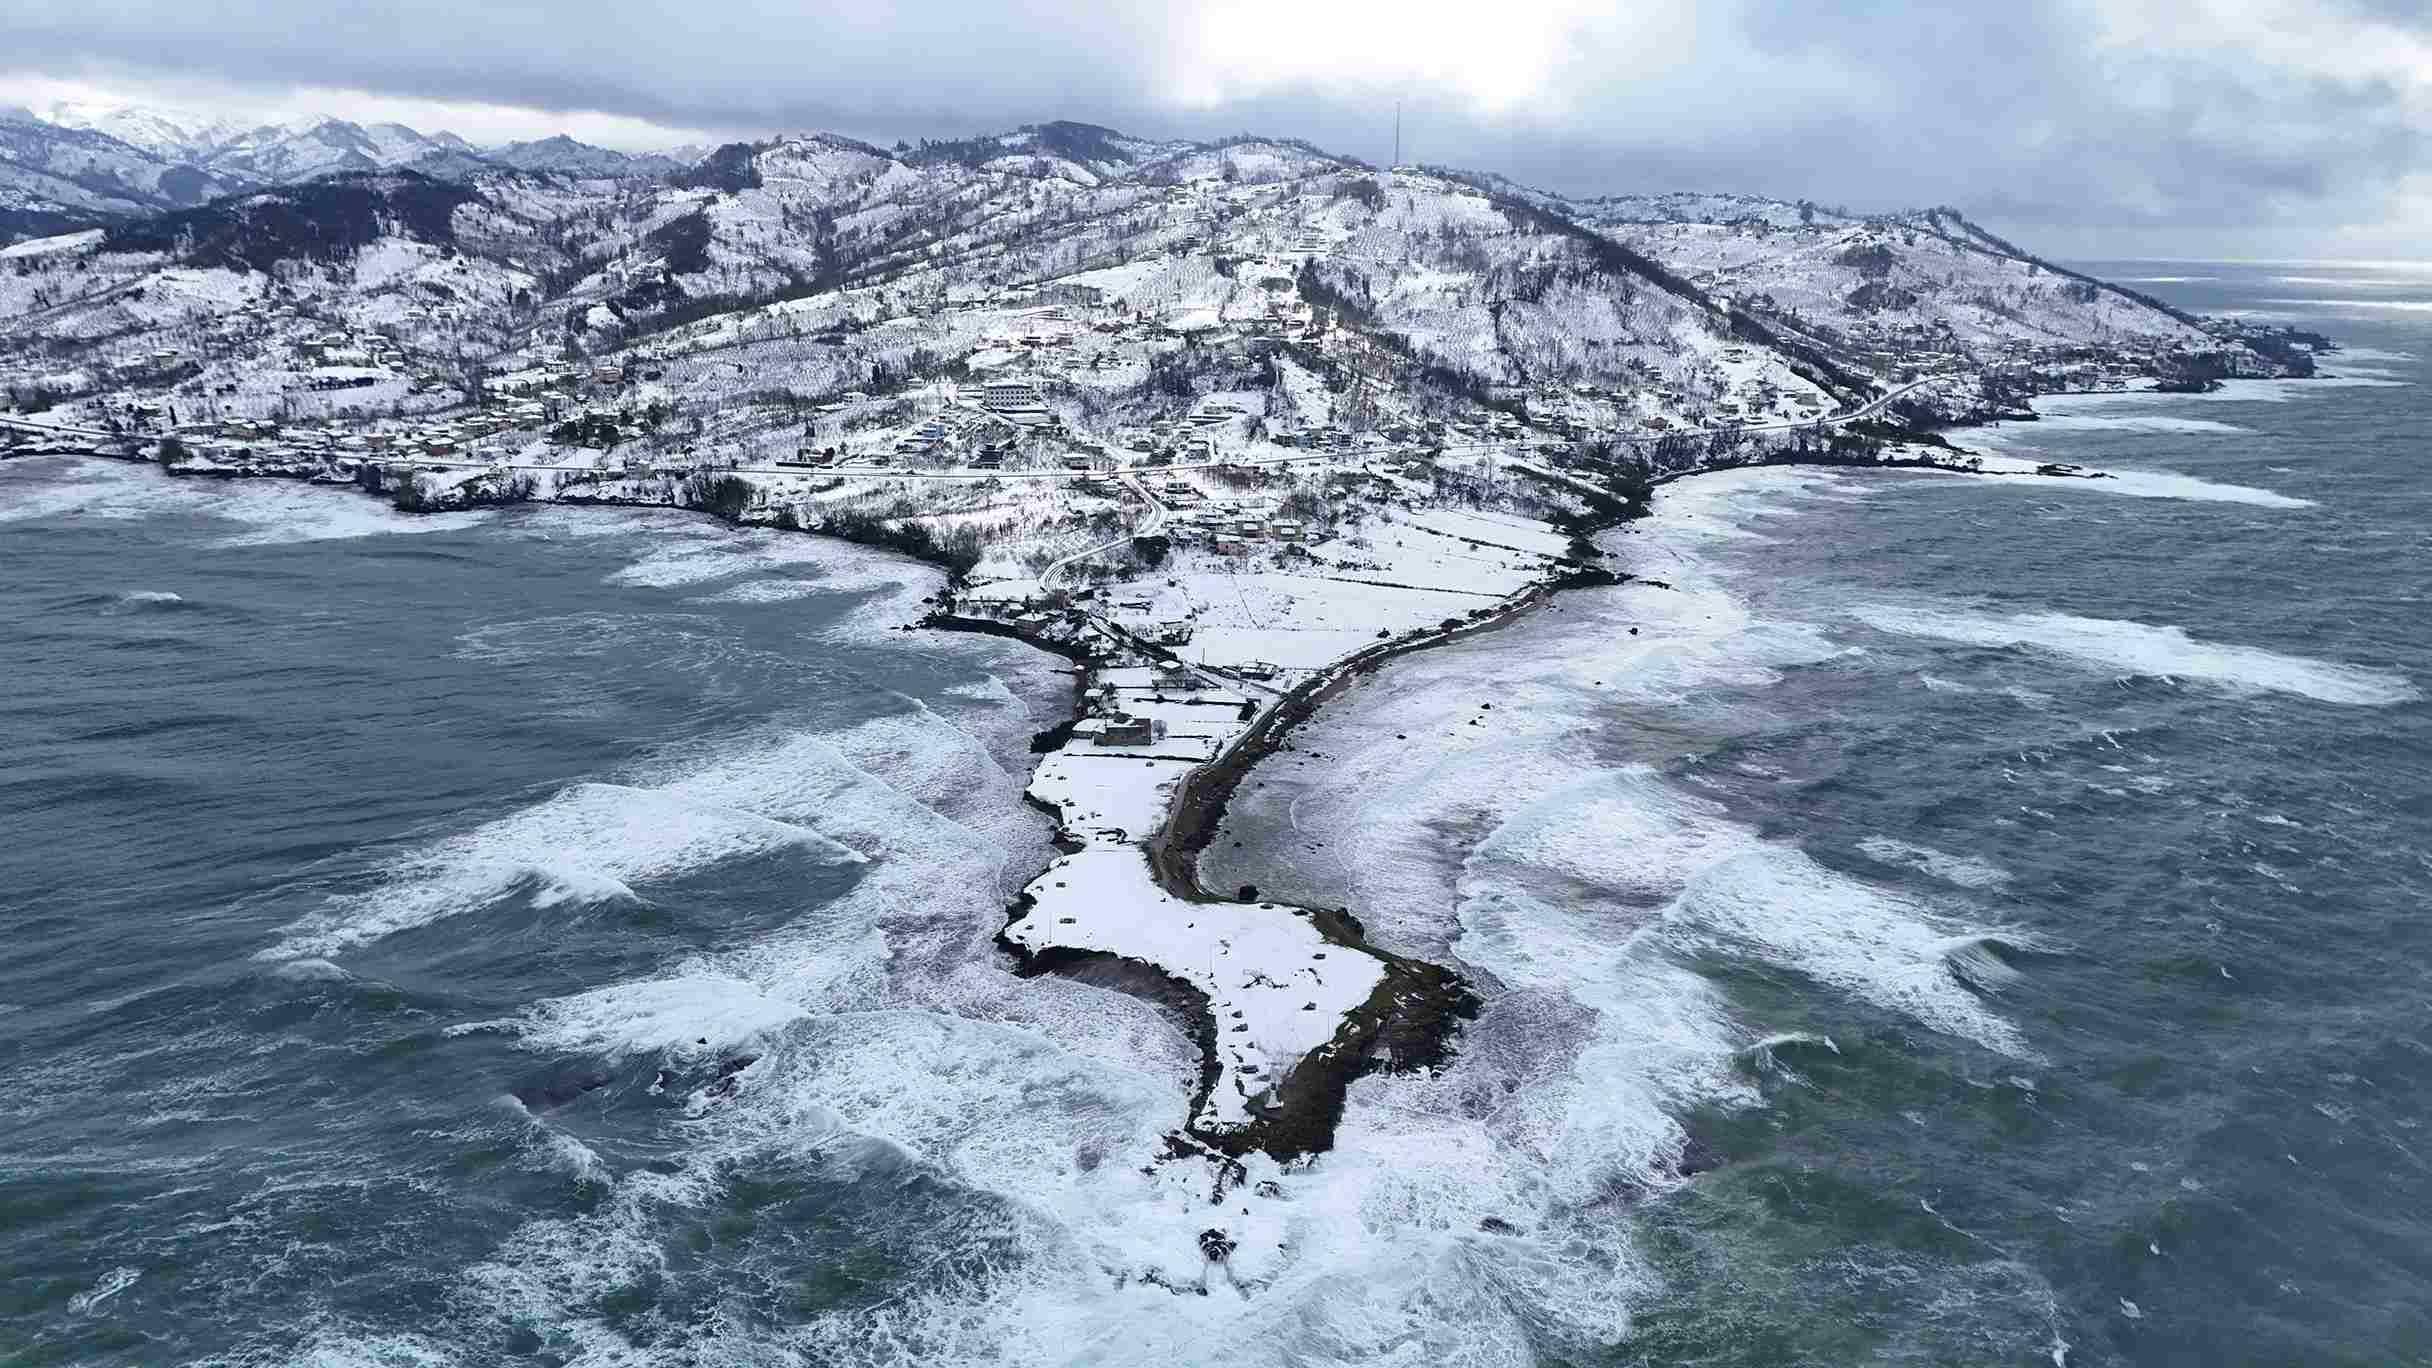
[
  {"xmin": 2015, "ymin": 414, "xmax": 2253, "ymax": 435},
  {"xmin": 1851, "ymin": 603, "xmax": 2420, "ymax": 707},
  {"xmin": 2261, "ymin": 298, "xmax": 2432, "ymax": 312},
  {"xmin": 1403, "ymin": 669, "xmax": 2044, "ymax": 1055},
  {"xmin": 687, "ymin": 577, "xmax": 832, "ymax": 604},
  {"xmin": 1952, "ymin": 448, "xmax": 2315, "ymax": 507},
  {"xmin": 66, "ymin": 1266, "xmax": 140, "ymax": 1315},
  {"xmin": 464, "ymin": 994, "xmax": 1681, "ymax": 1365},
  {"xmin": 512, "ymin": 969, "xmax": 813, "ymax": 1060},
  {"xmin": 1859, "ymin": 837, "xmax": 2014, "ymax": 889},
  {"xmin": 261, "ymin": 779, "xmax": 868, "ymax": 960},
  {"xmin": 432, "ymin": 639, "xmax": 1731, "ymax": 1364}
]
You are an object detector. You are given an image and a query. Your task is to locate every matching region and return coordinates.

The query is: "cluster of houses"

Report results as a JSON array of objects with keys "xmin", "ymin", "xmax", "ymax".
[
  {"xmin": 1149, "ymin": 479, "xmax": 1315, "ymax": 554},
  {"xmin": 72, "ymin": 343, "xmax": 644, "ymax": 473},
  {"xmin": 294, "ymin": 330, "xmax": 401, "ymax": 369}
]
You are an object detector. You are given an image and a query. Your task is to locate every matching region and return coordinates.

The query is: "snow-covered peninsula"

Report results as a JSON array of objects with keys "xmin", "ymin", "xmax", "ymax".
[{"xmin": 0, "ymin": 111, "xmax": 2339, "ymax": 1162}]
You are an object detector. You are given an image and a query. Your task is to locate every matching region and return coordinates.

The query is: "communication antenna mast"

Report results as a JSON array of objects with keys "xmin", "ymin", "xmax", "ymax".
[{"xmin": 1394, "ymin": 99, "xmax": 1402, "ymax": 168}]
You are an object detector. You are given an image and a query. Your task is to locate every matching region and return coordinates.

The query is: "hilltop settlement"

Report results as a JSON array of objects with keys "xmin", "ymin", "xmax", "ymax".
[{"xmin": 0, "ymin": 113, "xmax": 2330, "ymax": 1160}]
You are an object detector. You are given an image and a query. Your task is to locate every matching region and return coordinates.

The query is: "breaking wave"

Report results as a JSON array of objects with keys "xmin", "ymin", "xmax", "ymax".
[
  {"xmin": 66, "ymin": 1266, "xmax": 141, "ymax": 1316},
  {"xmin": 1958, "ymin": 450, "xmax": 2314, "ymax": 507},
  {"xmin": 2022, "ymin": 414, "xmax": 2253, "ymax": 435},
  {"xmin": 1737, "ymin": 1031, "xmax": 1842, "ymax": 1079},
  {"xmin": 261, "ymin": 778, "xmax": 867, "ymax": 960},
  {"xmin": 688, "ymin": 577, "xmax": 831, "ymax": 604},
  {"xmin": 2261, "ymin": 297, "xmax": 2432, "ymax": 312},
  {"xmin": 1859, "ymin": 836, "xmax": 2014, "ymax": 889},
  {"xmin": 1852, "ymin": 603, "xmax": 2419, "ymax": 706},
  {"xmin": 1937, "ymin": 932, "xmax": 2045, "ymax": 992},
  {"xmin": 0, "ymin": 455, "xmax": 491, "ymax": 542}
]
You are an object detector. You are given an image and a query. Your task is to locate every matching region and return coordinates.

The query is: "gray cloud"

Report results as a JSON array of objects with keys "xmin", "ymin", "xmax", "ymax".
[{"xmin": 3, "ymin": 0, "xmax": 2425, "ymax": 244}]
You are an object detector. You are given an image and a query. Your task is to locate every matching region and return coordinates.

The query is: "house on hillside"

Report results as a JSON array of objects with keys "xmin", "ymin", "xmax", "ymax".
[{"xmin": 1092, "ymin": 713, "xmax": 1166, "ymax": 747}]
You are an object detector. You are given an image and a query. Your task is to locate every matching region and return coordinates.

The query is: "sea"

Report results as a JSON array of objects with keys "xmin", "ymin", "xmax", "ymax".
[{"xmin": 2, "ymin": 261, "xmax": 2426, "ymax": 1367}]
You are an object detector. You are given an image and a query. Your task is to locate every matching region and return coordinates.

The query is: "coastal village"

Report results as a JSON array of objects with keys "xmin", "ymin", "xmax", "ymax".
[{"xmin": 0, "ymin": 128, "xmax": 2330, "ymax": 1160}]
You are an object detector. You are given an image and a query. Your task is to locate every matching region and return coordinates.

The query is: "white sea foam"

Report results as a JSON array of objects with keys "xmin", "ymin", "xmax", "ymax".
[
  {"xmin": 605, "ymin": 536, "xmax": 803, "ymax": 589},
  {"xmin": 603, "ymin": 524, "xmax": 911, "ymax": 592},
  {"xmin": 261, "ymin": 780, "xmax": 866, "ymax": 959},
  {"xmin": 207, "ymin": 495, "xmax": 491, "ymax": 546},
  {"xmin": 2272, "ymin": 276, "xmax": 2428, "ymax": 287},
  {"xmin": 114, "ymin": 589, "xmax": 185, "ymax": 605},
  {"xmin": 1859, "ymin": 837, "xmax": 2014, "ymax": 889},
  {"xmin": 425, "ymin": 464, "xmax": 2055, "ymax": 1363},
  {"xmin": 259, "ymin": 1329, "xmax": 465, "ymax": 1367},
  {"xmin": 687, "ymin": 577, "xmax": 830, "ymax": 604},
  {"xmin": 2315, "ymin": 346, "xmax": 2418, "ymax": 381},
  {"xmin": 0, "ymin": 456, "xmax": 492, "ymax": 543},
  {"xmin": 0, "ymin": 460, "xmax": 170, "ymax": 524},
  {"xmin": 451, "ymin": 700, "xmax": 1053, "ymax": 1068},
  {"xmin": 1542, "ymin": 768, "xmax": 2041, "ymax": 1058},
  {"xmin": 2016, "ymin": 414, "xmax": 2252, "ymax": 435},
  {"xmin": 2046, "ymin": 377, "xmax": 2407, "ymax": 411},
  {"xmin": 269, "ymin": 957, "xmax": 354, "ymax": 983},
  {"xmin": 2067, "ymin": 471, "xmax": 2313, "ymax": 508},
  {"xmin": 67, "ymin": 1266, "xmax": 140, "ymax": 1315},
  {"xmin": 1959, "ymin": 453, "xmax": 2316, "ymax": 507},
  {"xmin": 1450, "ymin": 771, "xmax": 1769, "ymax": 1166},
  {"xmin": 1740, "ymin": 1030, "xmax": 1840, "ymax": 1074},
  {"xmin": 944, "ymin": 673, "xmax": 1020, "ymax": 705},
  {"xmin": 468, "ymin": 993, "xmax": 1678, "ymax": 1363},
  {"xmin": 2261, "ymin": 297, "xmax": 2432, "ymax": 312},
  {"xmin": 1964, "ymin": 415, "xmax": 2315, "ymax": 507},
  {"xmin": 1852, "ymin": 603, "xmax": 2420, "ymax": 706},
  {"xmin": 436, "ymin": 635, "xmax": 1700, "ymax": 1362},
  {"xmin": 513, "ymin": 968, "xmax": 815, "ymax": 1060}
]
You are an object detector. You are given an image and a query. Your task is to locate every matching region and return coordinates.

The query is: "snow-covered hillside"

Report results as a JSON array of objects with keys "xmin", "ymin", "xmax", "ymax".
[
  {"xmin": 1521, "ymin": 188, "xmax": 2231, "ymax": 378},
  {"xmin": 1, "ymin": 115, "xmax": 2324, "ymax": 463}
]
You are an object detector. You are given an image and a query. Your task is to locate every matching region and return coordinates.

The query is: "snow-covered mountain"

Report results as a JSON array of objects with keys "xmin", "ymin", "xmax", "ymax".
[
  {"xmin": 198, "ymin": 117, "xmax": 473, "ymax": 183},
  {"xmin": 33, "ymin": 100, "xmax": 239, "ymax": 163},
  {"xmin": 39, "ymin": 102, "xmax": 471, "ymax": 179},
  {"xmin": 1, "ymin": 112, "xmax": 2315, "ymax": 467},
  {"xmin": 0, "ymin": 104, "xmax": 680, "ymax": 241},
  {"xmin": 482, "ymin": 134, "xmax": 682, "ymax": 178},
  {"xmin": 0, "ymin": 107, "xmax": 241, "ymax": 240}
]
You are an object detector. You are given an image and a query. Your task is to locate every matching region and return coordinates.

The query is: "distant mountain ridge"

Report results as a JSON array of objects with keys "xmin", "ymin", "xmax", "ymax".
[{"xmin": 0, "ymin": 102, "xmax": 682, "ymax": 241}]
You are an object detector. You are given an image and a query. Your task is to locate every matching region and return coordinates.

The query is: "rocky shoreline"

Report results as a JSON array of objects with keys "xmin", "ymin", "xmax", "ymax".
[
  {"xmin": 951, "ymin": 523, "xmax": 1631, "ymax": 1159},
  {"xmin": 950, "ymin": 431, "xmax": 2161, "ymax": 1163},
  {"xmin": 11, "ymin": 423, "xmax": 2139, "ymax": 1168}
]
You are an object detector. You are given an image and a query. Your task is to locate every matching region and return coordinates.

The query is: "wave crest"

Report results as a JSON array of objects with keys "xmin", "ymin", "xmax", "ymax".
[{"xmin": 1853, "ymin": 604, "xmax": 2419, "ymax": 707}]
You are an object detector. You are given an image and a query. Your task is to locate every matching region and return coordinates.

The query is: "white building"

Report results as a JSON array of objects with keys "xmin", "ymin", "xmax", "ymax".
[{"xmin": 981, "ymin": 378, "xmax": 1044, "ymax": 413}]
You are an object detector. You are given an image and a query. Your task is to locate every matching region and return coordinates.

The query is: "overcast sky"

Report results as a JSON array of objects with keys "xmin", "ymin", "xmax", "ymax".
[{"xmin": 4, "ymin": 0, "xmax": 2427, "ymax": 255}]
